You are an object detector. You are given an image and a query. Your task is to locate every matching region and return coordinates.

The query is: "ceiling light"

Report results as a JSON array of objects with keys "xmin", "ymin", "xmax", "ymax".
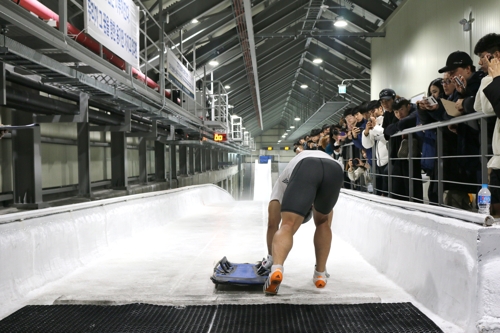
[
  {"xmin": 224, "ymin": 85, "xmax": 230, "ymax": 89},
  {"xmin": 294, "ymin": 117, "xmax": 300, "ymax": 121},
  {"xmin": 290, "ymin": 126, "xmax": 295, "ymax": 129},
  {"xmin": 334, "ymin": 16, "xmax": 348, "ymax": 27},
  {"xmin": 300, "ymin": 84, "xmax": 308, "ymax": 89},
  {"xmin": 278, "ymin": 140, "xmax": 282, "ymax": 143},
  {"xmin": 209, "ymin": 60, "xmax": 219, "ymax": 66},
  {"xmin": 313, "ymin": 58, "xmax": 323, "ymax": 64},
  {"xmin": 191, "ymin": 19, "xmax": 199, "ymax": 24},
  {"xmin": 286, "ymin": 129, "xmax": 290, "ymax": 132}
]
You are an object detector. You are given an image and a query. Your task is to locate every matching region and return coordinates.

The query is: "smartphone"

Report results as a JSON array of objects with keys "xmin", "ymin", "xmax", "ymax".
[
  {"xmin": 454, "ymin": 76, "xmax": 465, "ymax": 88},
  {"xmin": 424, "ymin": 96, "xmax": 438, "ymax": 106},
  {"xmin": 340, "ymin": 131, "xmax": 346, "ymax": 136}
]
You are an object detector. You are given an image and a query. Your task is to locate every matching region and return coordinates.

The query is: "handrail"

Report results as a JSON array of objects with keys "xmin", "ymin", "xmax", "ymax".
[{"xmin": 391, "ymin": 110, "xmax": 488, "ymax": 137}]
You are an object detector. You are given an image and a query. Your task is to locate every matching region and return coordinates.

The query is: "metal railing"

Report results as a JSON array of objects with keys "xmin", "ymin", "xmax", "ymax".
[{"xmin": 342, "ymin": 111, "xmax": 495, "ymax": 213}]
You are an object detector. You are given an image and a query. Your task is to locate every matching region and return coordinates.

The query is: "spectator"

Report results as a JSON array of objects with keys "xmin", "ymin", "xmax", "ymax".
[
  {"xmin": 351, "ymin": 105, "xmax": 373, "ymax": 166},
  {"xmin": 474, "ymin": 33, "xmax": 500, "ymax": 216},
  {"xmin": 326, "ymin": 124, "xmax": 346, "ymax": 164},
  {"xmin": 417, "ymin": 78, "xmax": 445, "ymax": 203},
  {"xmin": 307, "ymin": 129, "xmax": 321, "ymax": 150},
  {"xmin": 362, "ymin": 100, "xmax": 389, "ymax": 195},
  {"xmin": 384, "ymin": 97, "xmax": 423, "ymax": 202},
  {"xmin": 347, "ymin": 151, "xmax": 373, "ymax": 193},
  {"xmin": 436, "ymin": 51, "xmax": 485, "ymax": 209},
  {"xmin": 379, "ymin": 88, "xmax": 397, "ymax": 130}
]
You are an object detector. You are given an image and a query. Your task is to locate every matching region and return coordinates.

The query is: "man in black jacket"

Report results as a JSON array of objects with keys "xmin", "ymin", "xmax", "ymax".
[{"xmin": 384, "ymin": 98, "xmax": 423, "ymax": 202}]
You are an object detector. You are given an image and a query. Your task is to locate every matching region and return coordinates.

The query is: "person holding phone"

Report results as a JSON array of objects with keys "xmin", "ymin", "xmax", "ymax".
[{"xmin": 473, "ymin": 33, "xmax": 500, "ymax": 216}]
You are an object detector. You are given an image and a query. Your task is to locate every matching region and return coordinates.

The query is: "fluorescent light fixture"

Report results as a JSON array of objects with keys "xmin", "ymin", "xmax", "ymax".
[
  {"xmin": 224, "ymin": 85, "xmax": 230, "ymax": 89},
  {"xmin": 294, "ymin": 117, "xmax": 300, "ymax": 121},
  {"xmin": 286, "ymin": 129, "xmax": 290, "ymax": 132},
  {"xmin": 191, "ymin": 19, "xmax": 199, "ymax": 24},
  {"xmin": 209, "ymin": 60, "xmax": 219, "ymax": 66},
  {"xmin": 334, "ymin": 16, "xmax": 348, "ymax": 27},
  {"xmin": 300, "ymin": 84, "xmax": 308, "ymax": 89},
  {"xmin": 338, "ymin": 84, "xmax": 347, "ymax": 94},
  {"xmin": 290, "ymin": 126, "xmax": 295, "ymax": 129},
  {"xmin": 278, "ymin": 140, "xmax": 282, "ymax": 143},
  {"xmin": 313, "ymin": 58, "xmax": 323, "ymax": 64}
]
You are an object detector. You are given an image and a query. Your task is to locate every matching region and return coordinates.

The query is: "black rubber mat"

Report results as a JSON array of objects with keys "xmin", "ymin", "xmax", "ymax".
[{"xmin": 0, "ymin": 303, "xmax": 443, "ymax": 333}]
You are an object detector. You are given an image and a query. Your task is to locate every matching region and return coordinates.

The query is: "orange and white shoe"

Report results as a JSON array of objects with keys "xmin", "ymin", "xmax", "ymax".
[
  {"xmin": 313, "ymin": 270, "xmax": 327, "ymax": 288},
  {"xmin": 264, "ymin": 268, "xmax": 283, "ymax": 295}
]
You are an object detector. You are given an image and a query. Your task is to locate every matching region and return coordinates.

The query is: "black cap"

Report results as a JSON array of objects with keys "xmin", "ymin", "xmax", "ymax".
[
  {"xmin": 438, "ymin": 51, "xmax": 473, "ymax": 73},
  {"xmin": 393, "ymin": 97, "xmax": 410, "ymax": 111},
  {"xmin": 379, "ymin": 88, "xmax": 396, "ymax": 100}
]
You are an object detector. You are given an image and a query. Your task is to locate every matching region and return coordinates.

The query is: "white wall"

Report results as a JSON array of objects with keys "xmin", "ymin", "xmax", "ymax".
[
  {"xmin": 372, "ymin": 0, "xmax": 500, "ymax": 99},
  {"xmin": 332, "ymin": 191, "xmax": 500, "ymax": 332},
  {"xmin": 0, "ymin": 185, "xmax": 233, "ymax": 317}
]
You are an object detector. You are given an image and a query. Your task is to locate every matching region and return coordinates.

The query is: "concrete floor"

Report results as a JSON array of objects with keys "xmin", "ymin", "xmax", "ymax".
[{"xmin": 5, "ymin": 200, "xmax": 462, "ymax": 332}]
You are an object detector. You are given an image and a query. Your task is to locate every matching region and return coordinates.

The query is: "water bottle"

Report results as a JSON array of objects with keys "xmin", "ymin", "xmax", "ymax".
[{"xmin": 478, "ymin": 184, "xmax": 491, "ymax": 214}]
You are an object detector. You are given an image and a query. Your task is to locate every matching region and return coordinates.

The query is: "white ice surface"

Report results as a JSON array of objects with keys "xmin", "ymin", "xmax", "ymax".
[{"xmin": 1, "ymin": 200, "xmax": 462, "ymax": 332}]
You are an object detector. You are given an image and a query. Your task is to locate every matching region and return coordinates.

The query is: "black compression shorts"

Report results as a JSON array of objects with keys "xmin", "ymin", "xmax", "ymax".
[{"xmin": 281, "ymin": 157, "xmax": 344, "ymax": 216}]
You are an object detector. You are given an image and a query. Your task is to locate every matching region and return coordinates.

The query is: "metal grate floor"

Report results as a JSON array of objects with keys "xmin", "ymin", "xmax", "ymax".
[{"xmin": 0, "ymin": 303, "xmax": 443, "ymax": 333}]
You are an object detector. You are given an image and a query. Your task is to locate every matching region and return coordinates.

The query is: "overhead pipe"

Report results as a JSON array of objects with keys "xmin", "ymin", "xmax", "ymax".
[
  {"xmin": 6, "ymin": 86, "xmax": 169, "ymax": 135},
  {"xmin": 11, "ymin": 0, "xmax": 171, "ymax": 99},
  {"xmin": 6, "ymin": 70, "xmax": 172, "ymax": 132}
]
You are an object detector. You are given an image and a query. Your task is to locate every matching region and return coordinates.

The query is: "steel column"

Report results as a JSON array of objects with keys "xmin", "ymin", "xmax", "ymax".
[
  {"xmin": 169, "ymin": 144, "xmax": 177, "ymax": 188},
  {"xmin": 155, "ymin": 141, "xmax": 166, "ymax": 181},
  {"xmin": 111, "ymin": 132, "xmax": 128, "ymax": 190},
  {"xmin": 437, "ymin": 127, "xmax": 444, "ymax": 205},
  {"xmin": 12, "ymin": 110, "xmax": 46, "ymax": 208},
  {"xmin": 138, "ymin": 137, "xmax": 148, "ymax": 184},
  {"xmin": 58, "ymin": 0, "xmax": 67, "ymax": 35},
  {"xmin": 77, "ymin": 93, "xmax": 91, "ymax": 197},
  {"xmin": 179, "ymin": 145, "xmax": 187, "ymax": 176},
  {"xmin": 480, "ymin": 117, "xmax": 489, "ymax": 185},
  {"xmin": 0, "ymin": 62, "xmax": 5, "ymax": 106},
  {"xmin": 189, "ymin": 146, "xmax": 195, "ymax": 175},
  {"xmin": 195, "ymin": 146, "xmax": 202, "ymax": 173}
]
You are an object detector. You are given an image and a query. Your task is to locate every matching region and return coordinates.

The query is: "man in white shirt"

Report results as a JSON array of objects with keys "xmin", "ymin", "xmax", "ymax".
[
  {"xmin": 362, "ymin": 100, "xmax": 389, "ymax": 195},
  {"xmin": 263, "ymin": 150, "xmax": 343, "ymax": 295}
]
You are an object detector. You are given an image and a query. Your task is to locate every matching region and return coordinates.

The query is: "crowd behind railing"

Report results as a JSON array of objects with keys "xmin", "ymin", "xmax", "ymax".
[{"xmin": 292, "ymin": 33, "xmax": 500, "ymax": 216}]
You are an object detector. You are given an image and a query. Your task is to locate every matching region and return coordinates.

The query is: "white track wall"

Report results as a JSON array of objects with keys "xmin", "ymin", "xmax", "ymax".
[
  {"xmin": 0, "ymin": 185, "xmax": 234, "ymax": 317},
  {"xmin": 332, "ymin": 191, "xmax": 500, "ymax": 333},
  {"xmin": 372, "ymin": 0, "xmax": 500, "ymax": 100}
]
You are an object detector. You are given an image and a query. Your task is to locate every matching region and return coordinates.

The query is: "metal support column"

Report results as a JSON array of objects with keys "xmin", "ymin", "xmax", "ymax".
[
  {"xmin": 195, "ymin": 146, "xmax": 202, "ymax": 173},
  {"xmin": 77, "ymin": 93, "xmax": 91, "ymax": 197},
  {"xmin": 0, "ymin": 62, "xmax": 5, "ymax": 106},
  {"xmin": 179, "ymin": 145, "xmax": 187, "ymax": 176},
  {"xmin": 58, "ymin": 0, "xmax": 68, "ymax": 35},
  {"xmin": 208, "ymin": 148, "xmax": 213, "ymax": 171},
  {"xmin": 408, "ymin": 133, "xmax": 414, "ymax": 202},
  {"xmin": 437, "ymin": 127, "xmax": 444, "ymax": 206},
  {"xmin": 12, "ymin": 111, "xmax": 47, "ymax": 208},
  {"xmin": 111, "ymin": 131, "xmax": 128, "ymax": 190},
  {"xmin": 480, "ymin": 117, "xmax": 489, "ymax": 185},
  {"xmin": 155, "ymin": 141, "xmax": 166, "ymax": 181},
  {"xmin": 189, "ymin": 146, "xmax": 195, "ymax": 175},
  {"xmin": 138, "ymin": 137, "xmax": 147, "ymax": 184},
  {"xmin": 169, "ymin": 144, "xmax": 177, "ymax": 188},
  {"xmin": 237, "ymin": 154, "xmax": 242, "ymax": 200}
]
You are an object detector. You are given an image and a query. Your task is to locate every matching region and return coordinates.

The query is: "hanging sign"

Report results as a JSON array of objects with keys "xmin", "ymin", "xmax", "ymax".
[
  {"xmin": 166, "ymin": 51, "xmax": 195, "ymax": 100},
  {"xmin": 84, "ymin": 0, "xmax": 140, "ymax": 68}
]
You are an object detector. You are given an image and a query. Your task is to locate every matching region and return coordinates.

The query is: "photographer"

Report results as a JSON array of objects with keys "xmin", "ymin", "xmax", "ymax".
[{"xmin": 347, "ymin": 153, "xmax": 373, "ymax": 193}]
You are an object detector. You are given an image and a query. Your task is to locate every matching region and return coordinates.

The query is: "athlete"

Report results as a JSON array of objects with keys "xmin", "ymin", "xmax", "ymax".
[{"xmin": 263, "ymin": 150, "xmax": 343, "ymax": 295}]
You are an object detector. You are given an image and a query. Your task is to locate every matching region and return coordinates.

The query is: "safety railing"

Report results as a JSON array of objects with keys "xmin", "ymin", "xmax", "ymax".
[{"xmin": 343, "ymin": 110, "xmax": 495, "ymax": 213}]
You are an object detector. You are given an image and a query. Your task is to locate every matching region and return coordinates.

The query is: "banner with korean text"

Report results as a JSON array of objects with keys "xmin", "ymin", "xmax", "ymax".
[
  {"xmin": 166, "ymin": 51, "xmax": 195, "ymax": 100},
  {"xmin": 84, "ymin": 0, "xmax": 140, "ymax": 68}
]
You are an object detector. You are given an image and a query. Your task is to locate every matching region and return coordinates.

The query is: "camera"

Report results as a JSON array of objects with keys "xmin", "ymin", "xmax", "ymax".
[
  {"xmin": 332, "ymin": 129, "xmax": 340, "ymax": 136},
  {"xmin": 352, "ymin": 159, "xmax": 362, "ymax": 167}
]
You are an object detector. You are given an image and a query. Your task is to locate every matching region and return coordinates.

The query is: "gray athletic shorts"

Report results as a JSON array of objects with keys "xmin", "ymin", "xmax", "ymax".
[{"xmin": 281, "ymin": 157, "xmax": 344, "ymax": 216}]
